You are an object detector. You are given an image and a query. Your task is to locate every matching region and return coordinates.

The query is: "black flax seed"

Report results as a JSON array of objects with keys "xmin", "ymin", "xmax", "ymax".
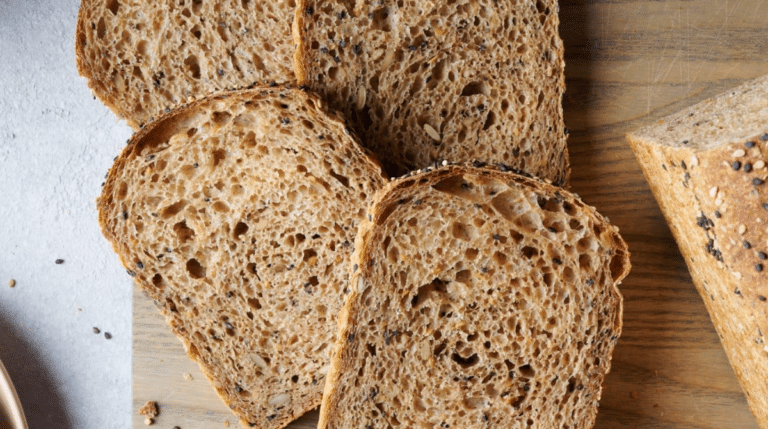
[
  {"xmin": 759, "ymin": 252, "xmax": 767, "ymax": 260},
  {"xmin": 744, "ymin": 241, "xmax": 752, "ymax": 249},
  {"xmin": 761, "ymin": 133, "xmax": 768, "ymax": 141},
  {"xmin": 757, "ymin": 264, "xmax": 764, "ymax": 272},
  {"xmin": 104, "ymin": 332, "xmax": 112, "ymax": 339},
  {"xmin": 744, "ymin": 163, "xmax": 753, "ymax": 172},
  {"xmin": 732, "ymin": 161, "xmax": 742, "ymax": 170},
  {"xmin": 93, "ymin": 327, "xmax": 100, "ymax": 334},
  {"xmin": 754, "ymin": 178, "xmax": 765, "ymax": 186},
  {"xmin": 746, "ymin": 141, "xmax": 756, "ymax": 148},
  {"xmin": 55, "ymin": 259, "xmax": 64, "ymax": 265}
]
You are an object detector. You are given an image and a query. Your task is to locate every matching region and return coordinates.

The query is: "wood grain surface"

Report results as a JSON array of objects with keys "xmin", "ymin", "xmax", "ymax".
[{"xmin": 134, "ymin": 1, "xmax": 768, "ymax": 427}]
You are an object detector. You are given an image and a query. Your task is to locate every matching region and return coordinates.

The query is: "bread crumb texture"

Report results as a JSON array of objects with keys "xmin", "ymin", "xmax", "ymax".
[
  {"xmin": 320, "ymin": 165, "xmax": 629, "ymax": 429},
  {"xmin": 627, "ymin": 74, "xmax": 768, "ymax": 427},
  {"xmin": 139, "ymin": 401, "xmax": 158, "ymax": 418},
  {"xmin": 76, "ymin": 0, "xmax": 296, "ymax": 129},
  {"xmin": 98, "ymin": 86, "xmax": 387, "ymax": 428},
  {"xmin": 295, "ymin": 0, "xmax": 569, "ymax": 182}
]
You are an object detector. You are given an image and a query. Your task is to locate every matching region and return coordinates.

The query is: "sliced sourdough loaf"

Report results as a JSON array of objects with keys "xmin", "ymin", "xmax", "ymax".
[
  {"xmin": 76, "ymin": 0, "xmax": 296, "ymax": 130},
  {"xmin": 97, "ymin": 86, "xmax": 387, "ymax": 428},
  {"xmin": 627, "ymin": 74, "xmax": 768, "ymax": 428},
  {"xmin": 293, "ymin": 0, "xmax": 569, "ymax": 181},
  {"xmin": 319, "ymin": 165, "xmax": 630, "ymax": 429}
]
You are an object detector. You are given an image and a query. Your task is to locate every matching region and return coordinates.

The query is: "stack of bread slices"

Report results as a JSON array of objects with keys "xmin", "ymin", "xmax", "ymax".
[{"xmin": 78, "ymin": 1, "xmax": 630, "ymax": 428}]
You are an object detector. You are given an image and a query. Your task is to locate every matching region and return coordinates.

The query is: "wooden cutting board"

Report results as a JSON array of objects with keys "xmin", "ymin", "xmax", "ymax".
[{"xmin": 133, "ymin": 0, "xmax": 768, "ymax": 427}]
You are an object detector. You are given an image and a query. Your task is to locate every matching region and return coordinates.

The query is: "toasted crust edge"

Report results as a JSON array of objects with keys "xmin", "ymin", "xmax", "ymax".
[{"xmin": 317, "ymin": 164, "xmax": 630, "ymax": 429}]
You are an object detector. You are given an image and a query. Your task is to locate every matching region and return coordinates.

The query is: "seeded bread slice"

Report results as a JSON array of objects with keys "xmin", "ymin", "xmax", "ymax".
[
  {"xmin": 319, "ymin": 165, "xmax": 630, "ymax": 429},
  {"xmin": 293, "ymin": 0, "xmax": 569, "ymax": 181},
  {"xmin": 627, "ymin": 74, "xmax": 768, "ymax": 429},
  {"xmin": 76, "ymin": 0, "xmax": 297, "ymax": 130},
  {"xmin": 97, "ymin": 86, "xmax": 387, "ymax": 428}
]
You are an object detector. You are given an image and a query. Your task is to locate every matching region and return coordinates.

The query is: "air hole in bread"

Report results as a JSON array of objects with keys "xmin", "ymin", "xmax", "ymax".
[
  {"xmin": 247, "ymin": 298, "xmax": 262, "ymax": 310},
  {"xmin": 211, "ymin": 148, "xmax": 227, "ymax": 167},
  {"xmin": 105, "ymin": 0, "xmax": 120, "ymax": 15},
  {"xmin": 465, "ymin": 248, "xmax": 479, "ymax": 260},
  {"xmin": 184, "ymin": 55, "xmax": 201, "ymax": 79},
  {"xmin": 161, "ymin": 200, "xmax": 187, "ymax": 218},
  {"xmin": 387, "ymin": 246, "xmax": 399, "ymax": 263},
  {"xmin": 328, "ymin": 170, "xmax": 350, "ymax": 188},
  {"xmin": 493, "ymin": 251, "xmax": 507, "ymax": 266},
  {"xmin": 303, "ymin": 249, "xmax": 317, "ymax": 263},
  {"xmin": 371, "ymin": 7, "xmax": 392, "ymax": 32},
  {"xmin": 212, "ymin": 111, "xmax": 232, "ymax": 126},
  {"xmin": 186, "ymin": 258, "xmax": 205, "ymax": 279},
  {"xmin": 452, "ymin": 352, "xmax": 479, "ymax": 368},
  {"xmin": 610, "ymin": 248, "xmax": 628, "ymax": 280},
  {"xmin": 96, "ymin": 17, "xmax": 106, "ymax": 39},
  {"xmin": 174, "ymin": 220, "xmax": 195, "ymax": 241},
  {"xmin": 190, "ymin": 24, "xmax": 202, "ymax": 39},
  {"xmin": 455, "ymin": 269, "xmax": 471, "ymax": 284},
  {"xmin": 461, "ymin": 81, "xmax": 489, "ymax": 97},
  {"xmin": 152, "ymin": 273, "xmax": 163, "ymax": 288},
  {"xmin": 451, "ymin": 222, "xmax": 474, "ymax": 241},
  {"xmin": 212, "ymin": 201, "xmax": 229, "ymax": 213},
  {"xmin": 116, "ymin": 182, "xmax": 128, "ymax": 200},
  {"xmin": 233, "ymin": 221, "xmax": 248, "ymax": 239},
  {"xmin": 483, "ymin": 110, "xmax": 496, "ymax": 131}
]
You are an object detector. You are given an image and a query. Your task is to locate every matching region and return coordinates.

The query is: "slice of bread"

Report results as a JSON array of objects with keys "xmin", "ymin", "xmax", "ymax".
[
  {"xmin": 627, "ymin": 74, "xmax": 768, "ymax": 428},
  {"xmin": 97, "ymin": 86, "xmax": 387, "ymax": 428},
  {"xmin": 318, "ymin": 165, "xmax": 630, "ymax": 428},
  {"xmin": 293, "ymin": 0, "xmax": 570, "ymax": 182},
  {"xmin": 76, "ymin": 0, "xmax": 297, "ymax": 130}
]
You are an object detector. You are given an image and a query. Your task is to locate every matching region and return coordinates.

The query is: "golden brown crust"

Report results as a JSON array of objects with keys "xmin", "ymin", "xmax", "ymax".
[
  {"xmin": 98, "ymin": 85, "xmax": 387, "ymax": 429},
  {"xmin": 319, "ymin": 164, "xmax": 629, "ymax": 429},
  {"xmin": 291, "ymin": 0, "xmax": 310, "ymax": 86},
  {"xmin": 628, "ymin": 132, "xmax": 768, "ymax": 428}
]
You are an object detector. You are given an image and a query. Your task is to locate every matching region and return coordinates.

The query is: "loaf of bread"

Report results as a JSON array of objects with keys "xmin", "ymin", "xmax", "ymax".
[
  {"xmin": 76, "ymin": 0, "xmax": 296, "ymax": 129},
  {"xmin": 318, "ymin": 164, "xmax": 630, "ymax": 428},
  {"xmin": 293, "ymin": 0, "xmax": 569, "ymax": 182},
  {"xmin": 97, "ymin": 86, "xmax": 387, "ymax": 428},
  {"xmin": 627, "ymin": 74, "xmax": 768, "ymax": 428}
]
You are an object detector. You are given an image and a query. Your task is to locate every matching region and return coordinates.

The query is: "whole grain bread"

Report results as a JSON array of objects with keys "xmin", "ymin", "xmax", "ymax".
[
  {"xmin": 97, "ymin": 86, "xmax": 387, "ymax": 428},
  {"xmin": 627, "ymin": 74, "xmax": 768, "ymax": 429},
  {"xmin": 319, "ymin": 164, "xmax": 630, "ymax": 429},
  {"xmin": 293, "ymin": 0, "xmax": 569, "ymax": 181},
  {"xmin": 76, "ymin": 0, "xmax": 297, "ymax": 130}
]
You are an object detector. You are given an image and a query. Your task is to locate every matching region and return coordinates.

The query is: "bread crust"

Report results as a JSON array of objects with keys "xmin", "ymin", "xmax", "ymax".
[
  {"xmin": 98, "ymin": 85, "xmax": 387, "ymax": 429},
  {"xmin": 318, "ymin": 164, "xmax": 630, "ymax": 428},
  {"xmin": 628, "ymin": 131, "xmax": 768, "ymax": 428}
]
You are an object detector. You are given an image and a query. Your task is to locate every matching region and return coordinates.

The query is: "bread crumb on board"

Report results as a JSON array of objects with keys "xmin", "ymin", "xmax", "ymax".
[
  {"xmin": 144, "ymin": 418, "xmax": 154, "ymax": 426},
  {"xmin": 139, "ymin": 401, "xmax": 159, "ymax": 418},
  {"xmin": 183, "ymin": 372, "xmax": 193, "ymax": 381},
  {"xmin": 224, "ymin": 420, "xmax": 230, "ymax": 427},
  {"xmin": 8, "ymin": 278, "xmax": 16, "ymax": 288}
]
